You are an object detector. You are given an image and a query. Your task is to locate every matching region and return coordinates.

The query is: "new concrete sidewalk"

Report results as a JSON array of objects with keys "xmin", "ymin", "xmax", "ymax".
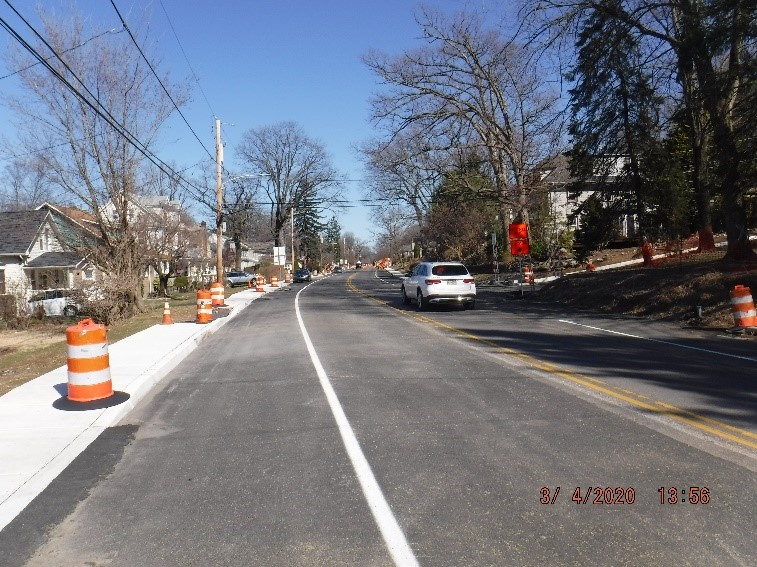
[{"xmin": 0, "ymin": 284, "xmax": 287, "ymax": 531}]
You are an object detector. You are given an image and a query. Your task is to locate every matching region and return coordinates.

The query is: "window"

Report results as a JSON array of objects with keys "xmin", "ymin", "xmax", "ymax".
[
  {"xmin": 432, "ymin": 264, "xmax": 469, "ymax": 276},
  {"xmin": 0, "ymin": 270, "xmax": 5, "ymax": 294}
]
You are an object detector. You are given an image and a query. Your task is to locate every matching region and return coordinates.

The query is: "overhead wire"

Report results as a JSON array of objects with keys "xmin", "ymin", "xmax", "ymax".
[
  {"xmin": 0, "ymin": 25, "xmax": 125, "ymax": 80},
  {"xmin": 156, "ymin": 0, "xmax": 215, "ymax": 118},
  {"xmin": 108, "ymin": 0, "xmax": 215, "ymax": 162},
  {"xmin": 0, "ymin": 0, "xmax": 211, "ymax": 201}
]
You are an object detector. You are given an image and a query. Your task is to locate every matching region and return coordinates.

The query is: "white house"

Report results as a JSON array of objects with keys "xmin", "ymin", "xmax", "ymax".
[{"xmin": 0, "ymin": 209, "xmax": 95, "ymax": 308}]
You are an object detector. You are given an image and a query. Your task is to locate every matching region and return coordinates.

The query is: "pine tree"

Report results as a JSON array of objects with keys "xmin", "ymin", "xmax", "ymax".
[{"xmin": 295, "ymin": 195, "xmax": 325, "ymax": 268}]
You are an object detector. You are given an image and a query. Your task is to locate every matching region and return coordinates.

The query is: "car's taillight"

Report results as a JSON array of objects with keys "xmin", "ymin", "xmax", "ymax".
[
  {"xmin": 425, "ymin": 278, "xmax": 442, "ymax": 285},
  {"xmin": 463, "ymin": 278, "xmax": 474, "ymax": 283}
]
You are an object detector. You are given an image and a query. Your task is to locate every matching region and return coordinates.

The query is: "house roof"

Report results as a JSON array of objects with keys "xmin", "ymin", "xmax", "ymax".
[
  {"xmin": 534, "ymin": 155, "xmax": 573, "ymax": 186},
  {"xmin": 36, "ymin": 202, "xmax": 102, "ymax": 240},
  {"xmin": 0, "ymin": 210, "xmax": 49, "ymax": 255},
  {"xmin": 25, "ymin": 251, "xmax": 87, "ymax": 269}
]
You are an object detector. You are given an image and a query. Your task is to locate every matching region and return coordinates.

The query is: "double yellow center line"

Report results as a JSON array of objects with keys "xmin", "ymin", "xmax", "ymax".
[{"xmin": 347, "ymin": 275, "xmax": 757, "ymax": 451}]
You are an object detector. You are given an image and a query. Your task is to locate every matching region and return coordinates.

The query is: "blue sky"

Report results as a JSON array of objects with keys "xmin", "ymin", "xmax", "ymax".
[{"xmin": 0, "ymin": 0, "xmax": 492, "ymax": 245}]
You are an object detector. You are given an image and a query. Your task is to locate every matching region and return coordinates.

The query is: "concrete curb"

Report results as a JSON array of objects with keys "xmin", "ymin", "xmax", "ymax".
[{"xmin": 0, "ymin": 285, "xmax": 286, "ymax": 531}]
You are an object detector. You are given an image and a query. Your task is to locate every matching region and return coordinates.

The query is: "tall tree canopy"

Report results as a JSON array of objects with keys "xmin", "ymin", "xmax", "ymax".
[
  {"xmin": 2, "ymin": 6, "xmax": 189, "ymax": 312},
  {"xmin": 236, "ymin": 121, "xmax": 342, "ymax": 246},
  {"xmin": 364, "ymin": 7, "xmax": 565, "ymax": 248},
  {"xmin": 531, "ymin": 0, "xmax": 757, "ymax": 259}
]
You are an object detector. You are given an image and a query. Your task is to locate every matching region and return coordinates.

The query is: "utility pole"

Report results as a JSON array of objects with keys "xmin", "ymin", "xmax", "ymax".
[{"xmin": 215, "ymin": 118, "xmax": 224, "ymax": 284}]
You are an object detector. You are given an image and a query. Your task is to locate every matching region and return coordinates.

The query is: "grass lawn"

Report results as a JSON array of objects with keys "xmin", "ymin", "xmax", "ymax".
[{"xmin": 0, "ymin": 287, "xmax": 248, "ymax": 397}]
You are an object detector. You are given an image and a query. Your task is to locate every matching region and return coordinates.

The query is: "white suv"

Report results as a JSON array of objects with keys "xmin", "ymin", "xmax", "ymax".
[
  {"xmin": 401, "ymin": 262, "xmax": 476, "ymax": 310},
  {"xmin": 27, "ymin": 289, "xmax": 80, "ymax": 317}
]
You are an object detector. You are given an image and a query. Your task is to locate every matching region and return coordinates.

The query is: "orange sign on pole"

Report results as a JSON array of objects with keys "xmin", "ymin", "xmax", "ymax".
[
  {"xmin": 509, "ymin": 223, "xmax": 529, "ymax": 240},
  {"xmin": 510, "ymin": 239, "xmax": 530, "ymax": 256},
  {"xmin": 509, "ymin": 223, "xmax": 530, "ymax": 256}
]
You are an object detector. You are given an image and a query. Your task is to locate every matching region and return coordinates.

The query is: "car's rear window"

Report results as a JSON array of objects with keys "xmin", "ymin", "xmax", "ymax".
[{"xmin": 432, "ymin": 264, "xmax": 469, "ymax": 276}]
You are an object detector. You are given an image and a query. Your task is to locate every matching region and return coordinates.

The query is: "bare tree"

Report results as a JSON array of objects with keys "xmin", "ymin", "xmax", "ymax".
[
  {"xmin": 3, "ymin": 7, "xmax": 189, "ymax": 314},
  {"xmin": 364, "ymin": 7, "xmax": 565, "ymax": 249},
  {"xmin": 359, "ymin": 127, "xmax": 442, "ymax": 231},
  {"xmin": 131, "ymin": 198, "xmax": 193, "ymax": 297},
  {"xmin": 0, "ymin": 156, "xmax": 56, "ymax": 211},
  {"xmin": 373, "ymin": 206, "xmax": 414, "ymax": 260},
  {"xmin": 237, "ymin": 122, "xmax": 342, "ymax": 247}
]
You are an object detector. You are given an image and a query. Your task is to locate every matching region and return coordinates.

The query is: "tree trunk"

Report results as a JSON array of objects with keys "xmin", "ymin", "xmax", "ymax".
[{"xmin": 158, "ymin": 273, "xmax": 170, "ymax": 297}]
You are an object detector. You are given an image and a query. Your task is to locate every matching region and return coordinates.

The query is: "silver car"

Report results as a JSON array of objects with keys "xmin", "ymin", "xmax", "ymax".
[
  {"xmin": 224, "ymin": 271, "xmax": 256, "ymax": 287},
  {"xmin": 401, "ymin": 262, "xmax": 476, "ymax": 310}
]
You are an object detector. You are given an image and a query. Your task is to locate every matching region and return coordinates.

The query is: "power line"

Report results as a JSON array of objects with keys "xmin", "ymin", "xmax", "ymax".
[
  {"xmin": 108, "ymin": 0, "xmax": 215, "ymax": 162},
  {"xmin": 0, "ymin": 25, "xmax": 125, "ymax": 80},
  {"xmin": 0, "ymin": 1, "xmax": 209, "ymax": 200},
  {"xmin": 157, "ymin": 0, "xmax": 215, "ymax": 118}
]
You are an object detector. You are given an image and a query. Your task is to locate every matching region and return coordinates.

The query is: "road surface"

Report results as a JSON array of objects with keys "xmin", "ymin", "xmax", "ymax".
[{"xmin": 3, "ymin": 270, "xmax": 755, "ymax": 566}]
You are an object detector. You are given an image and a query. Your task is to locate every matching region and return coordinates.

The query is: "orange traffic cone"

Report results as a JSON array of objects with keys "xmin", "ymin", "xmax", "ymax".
[
  {"xmin": 248, "ymin": 279, "xmax": 252, "ymax": 288},
  {"xmin": 161, "ymin": 301, "xmax": 173, "ymax": 325}
]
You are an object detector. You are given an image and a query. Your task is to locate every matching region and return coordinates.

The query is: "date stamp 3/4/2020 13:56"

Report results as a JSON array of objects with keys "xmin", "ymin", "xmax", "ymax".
[{"xmin": 539, "ymin": 486, "xmax": 712, "ymax": 505}]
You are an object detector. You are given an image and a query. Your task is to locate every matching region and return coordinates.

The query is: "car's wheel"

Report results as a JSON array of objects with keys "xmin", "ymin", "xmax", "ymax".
[
  {"xmin": 401, "ymin": 286, "xmax": 411, "ymax": 305},
  {"xmin": 416, "ymin": 290, "xmax": 426, "ymax": 311},
  {"xmin": 63, "ymin": 305, "xmax": 78, "ymax": 317},
  {"xmin": 463, "ymin": 300, "xmax": 475, "ymax": 310}
]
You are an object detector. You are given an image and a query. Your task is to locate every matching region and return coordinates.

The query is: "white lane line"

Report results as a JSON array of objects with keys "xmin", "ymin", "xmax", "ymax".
[
  {"xmin": 559, "ymin": 319, "xmax": 757, "ymax": 363},
  {"xmin": 295, "ymin": 285, "xmax": 420, "ymax": 567}
]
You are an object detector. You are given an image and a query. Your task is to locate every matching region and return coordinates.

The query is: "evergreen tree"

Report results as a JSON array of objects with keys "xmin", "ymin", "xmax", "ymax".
[
  {"xmin": 324, "ymin": 216, "xmax": 342, "ymax": 262},
  {"xmin": 568, "ymin": 2, "xmax": 691, "ymax": 249},
  {"xmin": 295, "ymin": 195, "xmax": 325, "ymax": 268}
]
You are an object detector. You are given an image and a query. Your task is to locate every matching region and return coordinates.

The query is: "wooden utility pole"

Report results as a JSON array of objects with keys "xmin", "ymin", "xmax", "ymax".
[{"xmin": 215, "ymin": 119, "xmax": 223, "ymax": 283}]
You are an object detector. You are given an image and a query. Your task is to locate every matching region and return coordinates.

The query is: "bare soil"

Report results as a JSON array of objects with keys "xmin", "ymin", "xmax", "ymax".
[
  {"xmin": 0, "ymin": 289, "xmax": 237, "ymax": 397},
  {"xmin": 532, "ymin": 246, "xmax": 757, "ymax": 331}
]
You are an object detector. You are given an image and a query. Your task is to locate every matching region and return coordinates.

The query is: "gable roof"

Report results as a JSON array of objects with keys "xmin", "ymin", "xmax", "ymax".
[
  {"xmin": 36, "ymin": 202, "xmax": 102, "ymax": 240},
  {"xmin": 0, "ymin": 210, "xmax": 50, "ymax": 256},
  {"xmin": 533, "ymin": 155, "xmax": 573, "ymax": 187}
]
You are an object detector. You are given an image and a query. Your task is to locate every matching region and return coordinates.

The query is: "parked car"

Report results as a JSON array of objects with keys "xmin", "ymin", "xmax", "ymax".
[
  {"xmin": 334, "ymin": 266, "xmax": 343, "ymax": 274},
  {"xmin": 224, "ymin": 271, "xmax": 256, "ymax": 287},
  {"xmin": 293, "ymin": 268, "xmax": 312, "ymax": 283},
  {"xmin": 401, "ymin": 261, "xmax": 476, "ymax": 310},
  {"xmin": 27, "ymin": 289, "xmax": 80, "ymax": 317}
]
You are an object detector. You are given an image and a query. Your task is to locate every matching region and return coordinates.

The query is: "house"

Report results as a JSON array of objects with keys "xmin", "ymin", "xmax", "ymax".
[
  {"xmin": 534, "ymin": 154, "xmax": 636, "ymax": 239},
  {"xmin": 0, "ymin": 209, "xmax": 97, "ymax": 309}
]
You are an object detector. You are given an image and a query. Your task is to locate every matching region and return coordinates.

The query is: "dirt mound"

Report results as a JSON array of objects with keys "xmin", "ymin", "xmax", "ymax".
[{"xmin": 533, "ymin": 262, "xmax": 757, "ymax": 330}]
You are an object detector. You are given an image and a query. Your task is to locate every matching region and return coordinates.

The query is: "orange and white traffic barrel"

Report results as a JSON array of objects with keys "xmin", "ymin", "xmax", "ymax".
[
  {"xmin": 66, "ymin": 319, "xmax": 113, "ymax": 402},
  {"xmin": 730, "ymin": 285, "xmax": 757, "ymax": 328},
  {"xmin": 255, "ymin": 275, "xmax": 265, "ymax": 292},
  {"xmin": 270, "ymin": 275, "xmax": 279, "ymax": 288},
  {"xmin": 524, "ymin": 265, "xmax": 534, "ymax": 285},
  {"xmin": 285, "ymin": 272, "xmax": 292, "ymax": 284},
  {"xmin": 210, "ymin": 281, "xmax": 225, "ymax": 307},
  {"xmin": 196, "ymin": 289, "xmax": 213, "ymax": 324}
]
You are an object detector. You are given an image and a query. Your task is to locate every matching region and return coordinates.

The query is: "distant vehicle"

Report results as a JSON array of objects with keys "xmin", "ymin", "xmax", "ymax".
[
  {"xmin": 224, "ymin": 271, "xmax": 256, "ymax": 287},
  {"xmin": 334, "ymin": 266, "xmax": 343, "ymax": 274},
  {"xmin": 293, "ymin": 268, "xmax": 312, "ymax": 282},
  {"xmin": 355, "ymin": 261, "xmax": 362, "ymax": 269},
  {"xmin": 401, "ymin": 261, "xmax": 476, "ymax": 310},
  {"xmin": 28, "ymin": 289, "xmax": 80, "ymax": 317}
]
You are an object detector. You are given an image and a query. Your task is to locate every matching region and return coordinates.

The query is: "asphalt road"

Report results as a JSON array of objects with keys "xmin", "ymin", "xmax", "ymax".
[{"xmin": 4, "ymin": 270, "xmax": 756, "ymax": 566}]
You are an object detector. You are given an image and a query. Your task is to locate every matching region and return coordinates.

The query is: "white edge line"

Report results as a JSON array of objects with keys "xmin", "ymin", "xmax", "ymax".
[
  {"xmin": 295, "ymin": 283, "xmax": 420, "ymax": 567},
  {"xmin": 559, "ymin": 319, "xmax": 757, "ymax": 363}
]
